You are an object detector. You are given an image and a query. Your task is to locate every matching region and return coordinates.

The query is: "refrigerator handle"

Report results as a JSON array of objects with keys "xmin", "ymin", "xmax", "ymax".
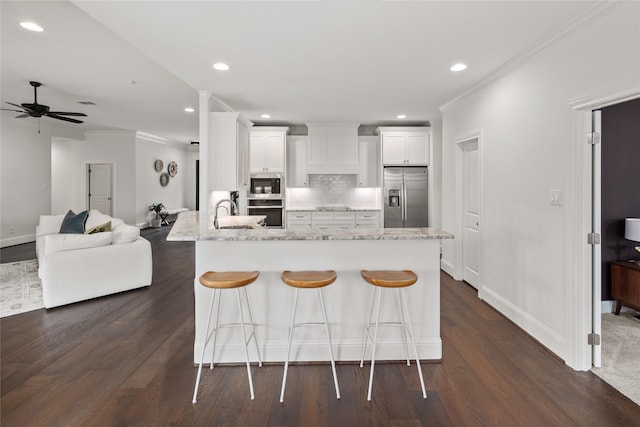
[{"xmin": 402, "ymin": 179, "xmax": 407, "ymax": 223}]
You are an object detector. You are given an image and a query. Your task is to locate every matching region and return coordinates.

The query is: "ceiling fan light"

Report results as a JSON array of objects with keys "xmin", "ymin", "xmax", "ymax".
[{"xmin": 20, "ymin": 22, "xmax": 44, "ymax": 32}]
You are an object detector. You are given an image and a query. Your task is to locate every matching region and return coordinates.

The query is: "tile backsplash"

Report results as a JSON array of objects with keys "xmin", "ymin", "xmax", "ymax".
[{"xmin": 286, "ymin": 174, "xmax": 381, "ymax": 210}]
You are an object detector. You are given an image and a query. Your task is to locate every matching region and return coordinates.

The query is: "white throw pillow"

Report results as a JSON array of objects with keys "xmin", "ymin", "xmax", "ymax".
[
  {"xmin": 85, "ymin": 210, "xmax": 114, "ymax": 230},
  {"xmin": 112, "ymin": 224, "xmax": 140, "ymax": 244},
  {"xmin": 44, "ymin": 232, "xmax": 112, "ymax": 255},
  {"xmin": 37, "ymin": 215, "xmax": 66, "ymax": 237}
]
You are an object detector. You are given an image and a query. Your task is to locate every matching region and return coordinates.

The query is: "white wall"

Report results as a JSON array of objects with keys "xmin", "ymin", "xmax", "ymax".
[
  {"xmin": 441, "ymin": 3, "xmax": 640, "ymax": 362},
  {"xmin": 0, "ymin": 118, "xmax": 83, "ymax": 247},
  {"xmin": 135, "ymin": 134, "xmax": 195, "ymax": 226},
  {"xmin": 52, "ymin": 130, "xmax": 137, "ymax": 224}
]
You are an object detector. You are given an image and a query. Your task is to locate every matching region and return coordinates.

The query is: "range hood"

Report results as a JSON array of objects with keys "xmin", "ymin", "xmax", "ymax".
[{"xmin": 306, "ymin": 123, "xmax": 360, "ymax": 174}]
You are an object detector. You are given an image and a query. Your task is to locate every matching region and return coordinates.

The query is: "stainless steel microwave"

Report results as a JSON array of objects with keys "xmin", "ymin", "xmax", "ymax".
[{"xmin": 249, "ymin": 173, "xmax": 283, "ymax": 198}]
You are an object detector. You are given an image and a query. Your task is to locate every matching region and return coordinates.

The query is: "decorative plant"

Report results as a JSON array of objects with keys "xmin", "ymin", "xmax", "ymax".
[{"xmin": 149, "ymin": 202, "xmax": 166, "ymax": 219}]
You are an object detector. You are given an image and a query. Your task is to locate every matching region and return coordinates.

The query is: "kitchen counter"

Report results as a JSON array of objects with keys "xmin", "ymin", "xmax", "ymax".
[
  {"xmin": 168, "ymin": 210, "xmax": 450, "ymax": 241},
  {"xmin": 172, "ymin": 211, "xmax": 453, "ymax": 365}
]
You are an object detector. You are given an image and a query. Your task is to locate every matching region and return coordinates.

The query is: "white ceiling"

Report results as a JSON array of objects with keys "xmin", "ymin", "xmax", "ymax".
[{"xmin": 1, "ymin": 0, "xmax": 599, "ymax": 143}]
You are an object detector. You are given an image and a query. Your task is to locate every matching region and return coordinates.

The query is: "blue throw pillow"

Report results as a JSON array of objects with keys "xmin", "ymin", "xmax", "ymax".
[{"xmin": 59, "ymin": 210, "xmax": 89, "ymax": 234}]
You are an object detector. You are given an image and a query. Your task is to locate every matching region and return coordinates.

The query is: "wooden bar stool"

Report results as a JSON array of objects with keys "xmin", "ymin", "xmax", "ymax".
[
  {"xmin": 280, "ymin": 270, "xmax": 340, "ymax": 403},
  {"xmin": 192, "ymin": 271, "xmax": 262, "ymax": 404},
  {"xmin": 359, "ymin": 270, "xmax": 427, "ymax": 401}
]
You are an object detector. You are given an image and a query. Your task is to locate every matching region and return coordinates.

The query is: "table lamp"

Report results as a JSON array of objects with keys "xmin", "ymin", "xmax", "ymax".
[{"xmin": 624, "ymin": 218, "xmax": 640, "ymax": 263}]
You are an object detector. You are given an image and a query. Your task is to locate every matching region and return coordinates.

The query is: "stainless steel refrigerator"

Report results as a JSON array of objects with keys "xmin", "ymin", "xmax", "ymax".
[{"xmin": 383, "ymin": 167, "xmax": 428, "ymax": 228}]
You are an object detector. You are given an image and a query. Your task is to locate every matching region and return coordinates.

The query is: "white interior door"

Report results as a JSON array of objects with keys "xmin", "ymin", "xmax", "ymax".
[
  {"xmin": 88, "ymin": 163, "xmax": 113, "ymax": 216},
  {"xmin": 592, "ymin": 110, "xmax": 602, "ymax": 367},
  {"xmin": 462, "ymin": 139, "xmax": 480, "ymax": 288}
]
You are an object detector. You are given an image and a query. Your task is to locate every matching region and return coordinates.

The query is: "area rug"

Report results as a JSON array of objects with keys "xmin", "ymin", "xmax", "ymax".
[
  {"xmin": 591, "ymin": 311, "xmax": 640, "ymax": 406},
  {"xmin": 0, "ymin": 259, "xmax": 43, "ymax": 317}
]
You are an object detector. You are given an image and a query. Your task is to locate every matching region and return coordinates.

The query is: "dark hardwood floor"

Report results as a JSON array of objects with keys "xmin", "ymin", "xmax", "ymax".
[{"xmin": 2, "ymin": 226, "xmax": 639, "ymax": 426}]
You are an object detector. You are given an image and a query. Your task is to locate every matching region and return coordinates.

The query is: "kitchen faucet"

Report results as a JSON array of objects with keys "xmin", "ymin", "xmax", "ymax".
[{"xmin": 213, "ymin": 199, "xmax": 238, "ymax": 229}]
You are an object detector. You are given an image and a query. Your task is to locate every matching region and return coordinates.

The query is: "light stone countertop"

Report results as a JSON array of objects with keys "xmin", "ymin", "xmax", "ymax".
[{"xmin": 168, "ymin": 211, "xmax": 453, "ymax": 241}]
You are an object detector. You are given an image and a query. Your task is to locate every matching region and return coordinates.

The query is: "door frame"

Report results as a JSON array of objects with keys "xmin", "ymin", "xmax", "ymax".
[
  {"xmin": 567, "ymin": 82, "xmax": 640, "ymax": 370},
  {"xmin": 454, "ymin": 130, "xmax": 483, "ymax": 289}
]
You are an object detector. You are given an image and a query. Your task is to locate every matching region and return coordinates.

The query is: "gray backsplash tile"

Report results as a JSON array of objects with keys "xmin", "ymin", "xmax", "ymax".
[{"xmin": 286, "ymin": 174, "xmax": 381, "ymax": 210}]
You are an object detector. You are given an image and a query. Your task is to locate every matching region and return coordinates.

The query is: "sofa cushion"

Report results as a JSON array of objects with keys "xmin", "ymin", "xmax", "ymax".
[
  {"xmin": 44, "ymin": 232, "xmax": 112, "ymax": 255},
  {"xmin": 112, "ymin": 224, "xmax": 140, "ymax": 244},
  {"xmin": 85, "ymin": 221, "xmax": 112, "ymax": 234},
  {"xmin": 38, "ymin": 214, "xmax": 66, "ymax": 237},
  {"xmin": 59, "ymin": 210, "xmax": 89, "ymax": 234}
]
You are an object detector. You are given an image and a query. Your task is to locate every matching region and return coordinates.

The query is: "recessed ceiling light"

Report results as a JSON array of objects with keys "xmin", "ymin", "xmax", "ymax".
[
  {"xmin": 20, "ymin": 22, "xmax": 43, "ymax": 32},
  {"xmin": 450, "ymin": 63, "xmax": 467, "ymax": 72},
  {"xmin": 213, "ymin": 62, "xmax": 230, "ymax": 71},
  {"xmin": 397, "ymin": 114, "xmax": 407, "ymax": 119},
  {"xmin": 184, "ymin": 107, "xmax": 195, "ymax": 113},
  {"xmin": 261, "ymin": 114, "xmax": 271, "ymax": 119},
  {"xmin": 128, "ymin": 80, "xmax": 138, "ymax": 85}
]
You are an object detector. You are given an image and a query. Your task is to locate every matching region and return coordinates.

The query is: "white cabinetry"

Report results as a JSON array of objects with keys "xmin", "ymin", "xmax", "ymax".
[
  {"xmin": 286, "ymin": 135, "xmax": 308, "ymax": 187},
  {"xmin": 236, "ymin": 119, "xmax": 252, "ymax": 189},
  {"xmin": 286, "ymin": 211, "xmax": 312, "ymax": 230},
  {"xmin": 378, "ymin": 127, "xmax": 430, "ymax": 166},
  {"xmin": 312, "ymin": 211, "xmax": 355, "ymax": 230},
  {"xmin": 249, "ymin": 127, "xmax": 288, "ymax": 173},
  {"xmin": 286, "ymin": 210, "xmax": 381, "ymax": 230},
  {"xmin": 306, "ymin": 123, "xmax": 359, "ymax": 174},
  {"xmin": 355, "ymin": 211, "xmax": 381, "ymax": 229},
  {"xmin": 358, "ymin": 136, "xmax": 379, "ymax": 187}
]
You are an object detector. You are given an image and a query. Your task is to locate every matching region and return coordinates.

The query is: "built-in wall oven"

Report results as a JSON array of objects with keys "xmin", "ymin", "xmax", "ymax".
[
  {"xmin": 247, "ymin": 197, "xmax": 284, "ymax": 228},
  {"xmin": 248, "ymin": 173, "xmax": 284, "ymax": 228}
]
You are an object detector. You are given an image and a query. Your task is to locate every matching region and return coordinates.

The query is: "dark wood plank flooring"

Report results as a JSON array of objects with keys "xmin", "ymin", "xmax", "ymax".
[{"xmin": 2, "ymin": 226, "xmax": 639, "ymax": 426}]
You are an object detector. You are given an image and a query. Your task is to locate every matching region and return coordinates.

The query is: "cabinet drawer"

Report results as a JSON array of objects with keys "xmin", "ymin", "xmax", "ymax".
[
  {"xmin": 313, "ymin": 222, "xmax": 355, "ymax": 231},
  {"xmin": 312, "ymin": 212, "xmax": 334, "ymax": 221},
  {"xmin": 334, "ymin": 212, "xmax": 355, "ymax": 221},
  {"xmin": 356, "ymin": 222, "xmax": 379, "ymax": 229},
  {"xmin": 356, "ymin": 211, "xmax": 380, "ymax": 221},
  {"xmin": 287, "ymin": 212, "xmax": 312, "ymax": 221},
  {"xmin": 287, "ymin": 221, "xmax": 312, "ymax": 230}
]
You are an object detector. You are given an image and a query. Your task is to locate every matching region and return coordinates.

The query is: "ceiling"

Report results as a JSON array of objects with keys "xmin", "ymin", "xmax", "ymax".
[{"xmin": 1, "ymin": 0, "xmax": 599, "ymax": 144}]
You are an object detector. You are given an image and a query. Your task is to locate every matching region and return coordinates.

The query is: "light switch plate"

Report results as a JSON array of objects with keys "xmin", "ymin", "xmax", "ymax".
[{"xmin": 550, "ymin": 189, "xmax": 563, "ymax": 206}]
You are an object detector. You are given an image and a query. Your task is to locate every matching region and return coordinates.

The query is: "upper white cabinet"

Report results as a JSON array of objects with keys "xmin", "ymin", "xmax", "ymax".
[
  {"xmin": 358, "ymin": 136, "xmax": 379, "ymax": 187},
  {"xmin": 378, "ymin": 127, "xmax": 430, "ymax": 166},
  {"xmin": 286, "ymin": 135, "xmax": 308, "ymax": 187},
  {"xmin": 306, "ymin": 123, "xmax": 359, "ymax": 174},
  {"xmin": 249, "ymin": 127, "xmax": 288, "ymax": 173},
  {"xmin": 236, "ymin": 119, "xmax": 252, "ymax": 189}
]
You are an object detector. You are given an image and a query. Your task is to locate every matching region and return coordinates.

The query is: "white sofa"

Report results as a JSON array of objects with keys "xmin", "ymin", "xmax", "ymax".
[{"xmin": 36, "ymin": 210, "xmax": 153, "ymax": 308}]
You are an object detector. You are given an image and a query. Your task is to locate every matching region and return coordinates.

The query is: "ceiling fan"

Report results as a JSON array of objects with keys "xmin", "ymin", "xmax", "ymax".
[{"xmin": 1, "ymin": 81, "xmax": 87, "ymax": 124}]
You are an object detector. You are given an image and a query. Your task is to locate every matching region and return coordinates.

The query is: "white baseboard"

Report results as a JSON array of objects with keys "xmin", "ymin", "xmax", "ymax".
[
  {"xmin": 0, "ymin": 233, "xmax": 36, "ymax": 249},
  {"xmin": 441, "ymin": 258, "xmax": 455, "ymax": 277},
  {"xmin": 601, "ymin": 300, "xmax": 615, "ymax": 314},
  {"xmin": 479, "ymin": 285, "xmax": 565, "ymax": 359}
]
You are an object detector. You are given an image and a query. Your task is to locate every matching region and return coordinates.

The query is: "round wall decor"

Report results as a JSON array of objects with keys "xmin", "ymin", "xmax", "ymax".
[
  {"xmin": 154, "ymin": 159, "xmax": 164, "ymax": 172},
  {"xmin": 160, "ymin": 172, "xmax": 170, "ymax": 187},
  {"xmin": 168, "ymin": 161, "xmax": 178, "ymax": 177}
]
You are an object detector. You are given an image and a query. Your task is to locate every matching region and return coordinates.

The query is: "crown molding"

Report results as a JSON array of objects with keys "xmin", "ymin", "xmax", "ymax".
[{"xmin": 439, "ymin": 1, "xmax": 623, "ymax": 113}]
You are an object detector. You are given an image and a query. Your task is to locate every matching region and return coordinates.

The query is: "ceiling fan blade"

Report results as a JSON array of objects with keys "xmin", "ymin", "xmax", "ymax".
[
  {"xmin": 15, "ymin": 113, "xmax": 30, "ymax": 118},
  {"xmin": 47, "ymin": 111, "xmax": 87, "ymax": 117},
  {"xmin": 46, "ymin": 113, "xmax": 84, "ymax": 124},
  {"xmin": 1, "ymin": 108, "xmax": 25, "ymax": 113},
  {"xmin": 6, "ymin": 102, "xmax": 26, "ymax": 109}
]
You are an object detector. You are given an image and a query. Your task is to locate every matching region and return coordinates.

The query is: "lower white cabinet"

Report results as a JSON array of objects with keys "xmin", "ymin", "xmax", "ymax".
[{"xmin": 286, "ymin": 210, "xmax": 380, "ymax": 230}]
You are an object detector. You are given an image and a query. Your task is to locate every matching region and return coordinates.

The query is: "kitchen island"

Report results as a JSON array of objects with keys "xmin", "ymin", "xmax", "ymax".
[{"xmin": 169, "ymin": 211, "xmax": 453, "ymax": 364}]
